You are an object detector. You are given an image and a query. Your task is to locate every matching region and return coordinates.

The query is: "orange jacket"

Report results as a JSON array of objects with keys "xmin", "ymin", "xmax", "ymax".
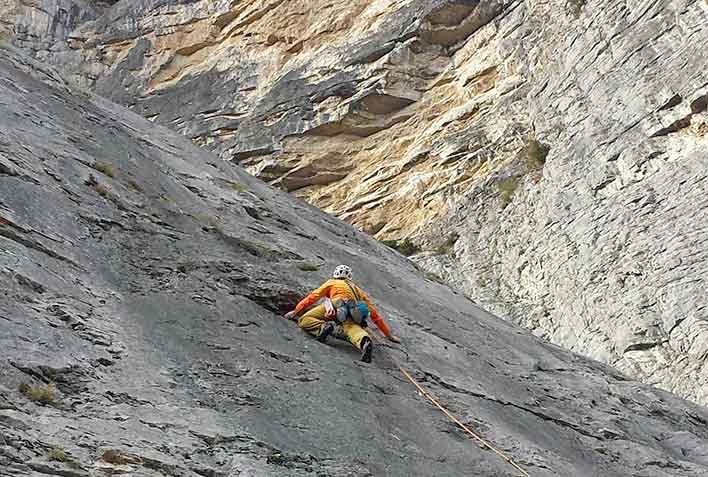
[{"xmin": 294, "ymin": 279, "xmax": 391, "ymax": 337}]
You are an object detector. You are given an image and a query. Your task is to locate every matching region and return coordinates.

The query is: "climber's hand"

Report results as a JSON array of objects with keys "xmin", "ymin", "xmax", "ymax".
[
  {"xmin": 387, "ymin": 335, "xmax": 401, "ymax": 344},
  {"xmin": 284, "ymin": 310, "xmax": 298, "ymax": 321}
]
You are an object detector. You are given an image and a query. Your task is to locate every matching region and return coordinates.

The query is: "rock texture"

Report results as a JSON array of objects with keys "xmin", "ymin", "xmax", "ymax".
[
  {"xmin": 5, "ymin": 43, "xmax": 708, "ymax": 476},
  {"xmin": 3, "ymin": 0, "xmax": 531, "ymax": 237},
  {"xmin": 3, "ymin": 0, "xmax": 708, "ymax": 407},
  {"xmin": 0, "ymin": 0, "xmax": 98, "ymax": 52},
  {"xmin": 418, "ymin": 0, "xmax": 708, "ymax": 406}
]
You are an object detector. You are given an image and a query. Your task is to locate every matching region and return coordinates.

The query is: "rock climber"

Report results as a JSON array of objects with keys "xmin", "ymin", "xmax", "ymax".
[{"xmin": 284, "ymin": 264, "xmax": 400, "ymax": 363}]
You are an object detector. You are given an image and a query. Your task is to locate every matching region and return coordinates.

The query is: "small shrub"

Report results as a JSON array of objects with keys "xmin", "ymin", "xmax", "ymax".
[
  {"xmin": 94, "ymin": 183, "xmax": 110, "ymax": 198},
  {"xmin": 49, "ymin": 447, "xmax": 67, "ymax": 462},
  {"xmin": 18, "ymin": 382, "xmax": 55, "ymax": 404},
  {"xmin": 194, "ymin": 213, "xmax": 222, "ymax": 231},
  {"xmin": 526, "ymin": 138, "xmax": 550, "ymax": 173},
  {"xmin": 237, "ymin": 238, "xmax": 282, "ymax": 259},
  {"xmin": 93, "ymin": 161, "xmax": 116, "ymax": 178},
  {"xmin": 126, "ymin": 180, "xmax": 143, "ymax": 192},
  {"xmin": 567, "ymin": 0, "xmax": 586, "ymax": 17},
  {"xmin": 435, "ymin": 232, "xmax": 459, "ymax": 255},
  {"xmin": 381, "ymin": 238, "xmax": 420, "ymax": 257},
  {"xmin": 267, "ymin": 453, "xmax": 287, "ymax": 465},
  {"xmin": 91, "ymin": 183, "xmax": 122, "ymax": 206},
  {"xmin": 102, "ymin": 449, "xmax": 130, "ymax": 465},
  {"xmin": 43, "ymin": 367, "xmax": 58, "ymax": 381},
  {"xmin": 227, "ymin": 180, "xmax": 248, "ymax": 193},
  {"xmin": 497, "ymin": 177, "xmax": 520, "ymax": 209},
  {"xmin": 297, "ymin": 263, "xmax": 319, "ymax": 272},
  {"xmin": 84, "ymin": 174, "xmax": 98, "ymax": 187}
]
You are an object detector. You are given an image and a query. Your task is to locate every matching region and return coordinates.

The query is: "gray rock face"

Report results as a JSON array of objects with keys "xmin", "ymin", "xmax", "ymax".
[
  {"xmin": 4, "ymin": 44, "xmax": 708, "ymax": 476},
  {"xmin": 420, "ymin": 0, "xmax": 708, "ymax": 406},
  {"xmin": 3, "ymin": 0, "xmax": 708, "ymax": 409},
  {"xmin": 0, "ymin": 0, "xmax": 98, "ymax": 50}
]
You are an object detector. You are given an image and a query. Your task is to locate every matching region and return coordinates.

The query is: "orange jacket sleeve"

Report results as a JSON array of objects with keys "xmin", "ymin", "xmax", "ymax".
[
  {"xmin": 294, "ymin": 280, "xmax": 333, "ymax": 315},
  {"xmin": 358, "ymin": 287, "xmax": 391, "ymax": 337},
  {"xmin": 370, "ymin": 308, "xmax": 391, "ymax": 337}
]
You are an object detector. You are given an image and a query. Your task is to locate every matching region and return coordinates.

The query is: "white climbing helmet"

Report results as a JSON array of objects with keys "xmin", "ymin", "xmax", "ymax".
[{"xmin": 333, "ymin": 264, "xmax": 353, "ymax": 280}]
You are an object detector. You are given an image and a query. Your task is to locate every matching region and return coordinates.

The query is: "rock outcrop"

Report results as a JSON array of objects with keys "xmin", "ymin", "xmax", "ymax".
[
  {"xmin": 4, "ymin": 43, "xmax": 708, "ymax": 476},
  {"xmin": 3, "ymin": 0, "xmax": 708, "ymax": 407},
  {"xmin": 417, "ymin": 0, "xmax": 708, "ymax": 406},
  {"xmin": 0, "ymin": 0, "xmax": 97, "ymax": 53}
]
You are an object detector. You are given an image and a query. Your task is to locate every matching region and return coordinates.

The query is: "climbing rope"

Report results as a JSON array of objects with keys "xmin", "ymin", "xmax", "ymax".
[
  {"xmin": 397, "ymin": 365, "xmax": 530, "ymax": 477},
  {"xmin": 369, "ymin": 333, "xmax": 531, "ymax": 477}
]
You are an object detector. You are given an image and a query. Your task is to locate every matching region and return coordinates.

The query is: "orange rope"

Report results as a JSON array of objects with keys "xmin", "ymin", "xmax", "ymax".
[
  {"xmin": 369, "ymin": 332, "xmax": 530, "ymax": 476},
  {"xmin": 397, "ymin": 365, "xmax": 530, "ymax": 477}
]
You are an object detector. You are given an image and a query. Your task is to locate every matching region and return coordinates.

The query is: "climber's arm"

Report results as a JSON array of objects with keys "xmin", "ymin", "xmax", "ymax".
[
  {"xmin": 359, "ymin": 288, "xmax": 394, "ymax": 339},
  {"xmin": 293, "ymin": 280, "xmax": 333, "ymax": 316}
]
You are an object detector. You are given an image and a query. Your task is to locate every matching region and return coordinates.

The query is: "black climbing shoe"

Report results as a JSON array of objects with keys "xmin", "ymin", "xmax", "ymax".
[
  {"xmin": 360, "ymin": 337, "xmax": 373, "ymax": 363},
  {"xmin": 317, "ymin": 322, "xmax": 335, "ymax": 343}
]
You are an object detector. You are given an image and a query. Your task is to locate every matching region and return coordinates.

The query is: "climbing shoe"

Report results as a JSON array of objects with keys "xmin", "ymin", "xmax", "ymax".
[
  {"xmin": 317, "ymin": 321, "xmax": 335, "ymax": 343},
  {"xmin": 360, "ymin": 337, "xmax": 373, "ymax": 363}
]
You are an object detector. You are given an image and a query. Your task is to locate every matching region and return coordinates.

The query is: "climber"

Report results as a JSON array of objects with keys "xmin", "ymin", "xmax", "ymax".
[{"xmin": 284, "ymin": 265, "xmax": 400, "ymax": 363}]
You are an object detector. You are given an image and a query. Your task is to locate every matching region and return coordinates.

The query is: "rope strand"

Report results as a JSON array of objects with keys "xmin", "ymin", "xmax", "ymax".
[
  {"xmin": 368, "ymin": 332, "xmax": 530, "ymax": 477},
  {"xmin": 397, "ymin": 365, "xmax": 530, "ymax": 477}
]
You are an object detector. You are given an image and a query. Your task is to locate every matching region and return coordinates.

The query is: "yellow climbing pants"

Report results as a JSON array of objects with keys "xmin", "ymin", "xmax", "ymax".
[{"xmin": 298, "ymin": 304, "xmax": 369, "ymax": 350}]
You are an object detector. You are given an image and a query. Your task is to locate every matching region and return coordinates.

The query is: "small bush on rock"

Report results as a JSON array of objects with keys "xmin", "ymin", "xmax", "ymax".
[
  {"xmin": 103, "ymin": 449, "xmax": 129, "ymax": 465},
  {"xmin": 94, "ymin": 183, "xmax": 110, "ymax": 198},
  {"xmin": 297, "ymin": 263, "xmax": 319, "ymax": 272},
  {"xmin": 194, "ymin": 213, "xmax": 223, "ymax": 231},
  {"xmin": 18, "ymin": 382, "xmax": 55, "ymax": 404},
  {"xmin": 424, "ymin": 271, "xmax": 444, "ymax": 284},
  {"xmin": 497, "ymin": 177, "xmax": 520, "ymax": 209},
  {"xmin": 93, "ymin": 161, "xmax": 116, "ymax": 178},
  {"xmin": 126, "ymin": 180, "xmax": 143, "ymax": 192},
  {"xmin": 526, "ymin": 138, "xmax": 550, "ymax": 173},
  {"xmin": 49, "ymin": 447, "xmax": 67, "ymax": 462},
  {"xmin": 435, "ymin": 232, "xmax": 459, "ymax": 255},
  {"xmin": 227, "ymin": 180, "xmax": 248, "ymax": 192},
  {"xmin": 381, "ymin": 238, "xmax": 421, "ymax": 256}
]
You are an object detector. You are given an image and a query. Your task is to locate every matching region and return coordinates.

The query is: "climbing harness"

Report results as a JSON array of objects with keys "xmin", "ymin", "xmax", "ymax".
[
  {"xmin": 332, "ymin": 279, "xmax": 369, "ymax": 326},
  {"xmin": 367, "ymin": 332, "xmax": 531, "ymax": 477}
]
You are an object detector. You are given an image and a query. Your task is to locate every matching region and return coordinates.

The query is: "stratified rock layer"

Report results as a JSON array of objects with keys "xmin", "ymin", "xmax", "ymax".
[
  {"xmin": 423, "ymin": 0, "xmax": 708, "ymax": 406},
  {"xmin": 3, "ymin": 0, "xmax": 708, "ymax": 406},
  {"xmin": 3, "ymin": 44, "xmax": 708, "ymax": 476}
]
